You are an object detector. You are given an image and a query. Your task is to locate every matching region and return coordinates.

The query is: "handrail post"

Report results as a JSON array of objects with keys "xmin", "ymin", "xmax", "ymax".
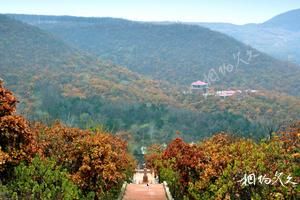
[
  {"xmin": 163, "ymin": 181, "xmax": 174, "ymax": 200},
  {"xmin": 117, "ymin": 181, "xmax": 128, "ymax": 200}
]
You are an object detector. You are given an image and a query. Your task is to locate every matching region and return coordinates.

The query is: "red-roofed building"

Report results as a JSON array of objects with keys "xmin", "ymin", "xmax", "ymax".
[{"xmin": 191, "ymin": 80, "xmax": 208, "ymax": 94}]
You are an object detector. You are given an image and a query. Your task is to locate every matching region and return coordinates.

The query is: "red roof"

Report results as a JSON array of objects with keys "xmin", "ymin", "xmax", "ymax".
[{"xmin": 191, "ymin": 81, "xmax": 208, "ymax": 86}]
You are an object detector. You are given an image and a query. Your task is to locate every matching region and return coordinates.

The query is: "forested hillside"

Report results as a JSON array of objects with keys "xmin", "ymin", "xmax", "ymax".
[
  {"xmin": 9, "ymin": 14, "xmax": 300, "ymax": 96},
  {"xmin": 0, "ymin": 15, "xmax": 184, "ymax": 110},
  {"xmin": 1, "ymin": 1, "xmax": 300, "ymax": 198},
  {"xmin": 1, "ymin": 15, "xmax": 300, "ymax": 154},
  {"xmin": 1, "ymin": 80, "xmax": 299, "ymax": 199},
  {"xmin": 0, "ymin": 81, "xmax": 135, "ymax": 199}
]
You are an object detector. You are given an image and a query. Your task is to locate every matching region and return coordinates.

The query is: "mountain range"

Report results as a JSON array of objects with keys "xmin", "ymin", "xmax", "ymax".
[
  {"xmin": 8, "ymin": 13, "xmax": 300, "ymax": 96},
  {"xmin": 1, "ymin": 12, "xmax": 300, "ymax": 148},
  {"xmin": 194, "ymin": 9, "xmax": 300, "ymax": 65}
]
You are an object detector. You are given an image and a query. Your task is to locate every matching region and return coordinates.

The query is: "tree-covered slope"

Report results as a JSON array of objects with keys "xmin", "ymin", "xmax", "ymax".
[
  {"xmin": 0, "ymin": 14, "xmax": 299, "ymax": 159},
  {"xmin": 0, "ymin": 14, "xmax": 181, "ymax": 109},
  {"xmin": 8, "ymin": 14, "xmax": 300, "ymax": 96},
  {"xmin": 0, "ymin": 15, "xmax": 266, "ymax": 154}
]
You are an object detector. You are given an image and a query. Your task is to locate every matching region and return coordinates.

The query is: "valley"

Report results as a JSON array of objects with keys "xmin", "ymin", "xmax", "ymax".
[{"xmin": 0, "ymin": 5, "xmax": 299, "ymax": 199}]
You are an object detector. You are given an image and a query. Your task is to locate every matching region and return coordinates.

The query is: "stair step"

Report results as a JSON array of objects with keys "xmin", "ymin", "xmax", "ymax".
[{"xmin": 122, "ymin": 184, "xmax": 167, "ymax": 200}]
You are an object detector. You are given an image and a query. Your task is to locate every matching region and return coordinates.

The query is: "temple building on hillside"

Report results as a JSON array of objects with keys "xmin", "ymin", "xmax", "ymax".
[{"xmin": 190, "ymin": 80, "xmax": 208, "ymax": 94}]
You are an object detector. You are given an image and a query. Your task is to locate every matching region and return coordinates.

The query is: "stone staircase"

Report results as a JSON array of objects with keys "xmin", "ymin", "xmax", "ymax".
[
  {"xmin": 119, "ymin": 168, "xmax": 173, "ymax": 200},
  {"xmin": 122, "ymin": 184, "xmax": 167, "ymax": 200}
]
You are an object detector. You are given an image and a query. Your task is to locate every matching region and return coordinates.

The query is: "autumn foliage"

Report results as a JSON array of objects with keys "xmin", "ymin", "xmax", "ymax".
[
  {"xmin": 0, "ymin": 81, "xmax": 37, "ymax": 179},
  {"xmin": 0, "ymin": 81, "xmax": 17, "ymax": 116},
  {"xmin": 0, "ymin": 81, "xmax": 135, "ymax": 199},
  {"xmin": 146, "ymin": 131, "xmax": 300, "ymax": 199},
  {"xmin": 35, "ymin": 122, "xmax": 135, "ymax": 198}
]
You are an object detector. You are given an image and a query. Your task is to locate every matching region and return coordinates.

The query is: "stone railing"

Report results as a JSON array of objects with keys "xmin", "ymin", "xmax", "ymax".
[
  {"xmin": 117, "ymin": 181, "xmax": 128, "ymax": 200},
  {"xmin": 134, "ymin": 169, "xmax": 152, "ymax": 173},
  {"xmin": 163, "ymin": 181, "xmax": 174, "ymax": 200}
]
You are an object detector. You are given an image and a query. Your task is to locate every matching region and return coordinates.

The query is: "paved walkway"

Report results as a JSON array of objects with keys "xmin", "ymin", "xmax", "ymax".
[
  {"xmin": 123, "ymin": 184, "xmax": 167, "ymax": 200},
  {"xmin": 122, "ymin": 169, "xmax": 167, "ymax": 200}
]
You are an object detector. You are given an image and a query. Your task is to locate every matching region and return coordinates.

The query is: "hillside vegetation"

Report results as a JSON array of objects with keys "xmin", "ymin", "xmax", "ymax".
[
  {"xmin": 0, "ymin": 12, "xmax": 299, "ymax": 200},
  {"xmin": 1, "ymin": 79, "xmax": 299, "ymax": 200},
  {"xmin": 0, "ymin": 15, "xmax": 299, "ymax": 154},
  {"xmin": 9, "ymin": 14, "xmax": 300, "ymax": 96},
  {"xmin": 146, "ymin": 129, "xmax": 300, "ymax": 199},
  {"xmin": 0, "ymin": 81, "xmax": 135, "ymax": 199},
  {"xmin": 0, "ymin": 15, "xmax": 180, "ymax": 108}
]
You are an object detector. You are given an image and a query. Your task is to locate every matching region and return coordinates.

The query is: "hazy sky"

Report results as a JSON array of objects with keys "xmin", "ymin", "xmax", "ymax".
[{"xmin": 1, "ymin": 0, "xmax": 300, "ymax": 24}]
